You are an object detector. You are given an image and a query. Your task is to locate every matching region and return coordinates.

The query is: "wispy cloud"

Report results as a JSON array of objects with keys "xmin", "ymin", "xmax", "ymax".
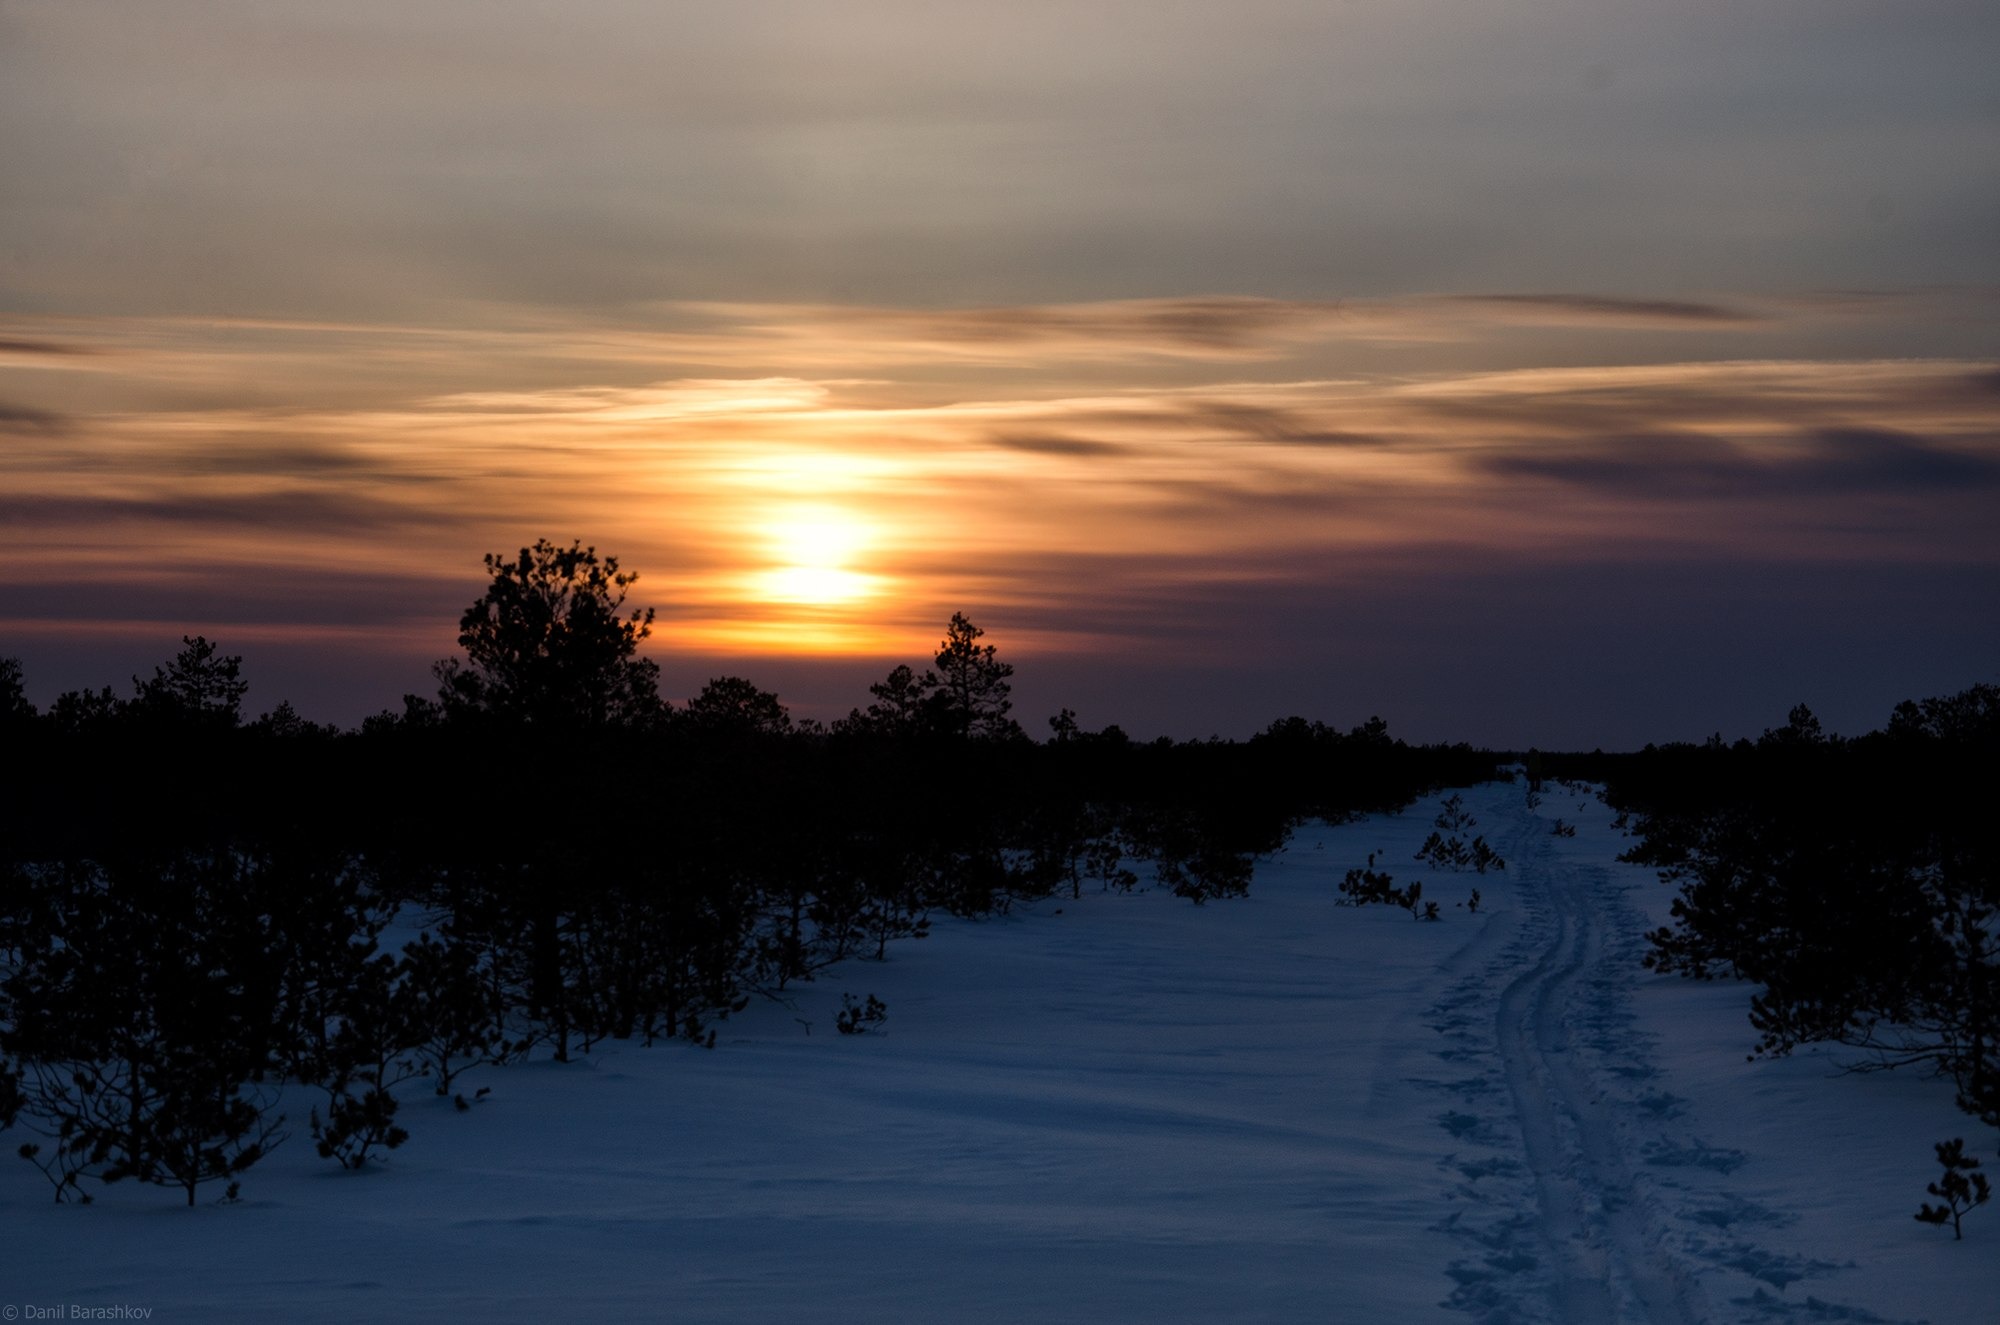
[
  {"xmin": 1434, "ymin": 294, "xmax": 1765, "ymax": 328},
  {"xmin": 0, "ymin": 338, "xmax": 102, "ymax": 359},
  {"xmin": 0, "ymin": 401, "xmax": 70, "ymax": 433},
  {"xmin": 1477, "ymin": 426, "xmax": 2000, "ymax": 499},
  {"xmin": 2, "ymin": 298, "xmax": 1994, "ymax": 682}
]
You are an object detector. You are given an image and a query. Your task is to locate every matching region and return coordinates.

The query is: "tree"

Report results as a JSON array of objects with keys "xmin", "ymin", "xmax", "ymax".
[
  {"xmin": 3, "ymin": 853, "xmax": 290, "ymax": 1205},
  {"xmin": 838, "ymin": 614, "xmax": 1021, "ymax": 741},
  {"xmin": 930, "ymin": 613, "xmax": 1021, "ymax": 740},
  {"xmin": 0, "ymin": 656, "xmax": 34, "ymax": 727},
  {"xmin": 1916, "ymin": 1138, "xmax": 1991, "ymax": 1240},
  {"xmin": 131, "ymin": 636, "xmax": 246, "ymax": 729},
  {"xmin": 682, "ymin": 676, "xmax": 792, "ymax": 737},
  {"xmin": 48, "ymin": 685, "xmax": 122, "ymax": 735},
  {"xmin": 433, "ymin": 539, "xmax": 663, "ymax": 729},
  {"xmin": 840, "ymin": 664, "xmax": 935, "ymax": 736}
]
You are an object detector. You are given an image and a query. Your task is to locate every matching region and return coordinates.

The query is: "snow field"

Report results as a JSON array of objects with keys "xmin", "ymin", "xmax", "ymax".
[{"xmin": 2, "ymin": 780, "xmax": 1993, "ymax": 1323}]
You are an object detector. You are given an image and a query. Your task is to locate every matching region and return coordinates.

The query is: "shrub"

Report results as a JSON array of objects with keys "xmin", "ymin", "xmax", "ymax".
[{"xmin": 1916, "ymin": 1139, "xmax": 1991, "ymax": 1240}]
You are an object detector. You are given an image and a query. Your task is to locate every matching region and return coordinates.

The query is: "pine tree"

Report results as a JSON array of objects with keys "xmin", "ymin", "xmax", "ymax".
[
  {"xmin": 131, "ymin": 636, "xmax": 247, "ymax": 729},
  {"xmin": 930, "ymin": 613, "xmax": 1021, "ymax": 741},
  {"xmin": 434, "ymin": 539, "xmax": 662, "ymax": 730},
  {"xmin": 0, "ymin": 656, "xmax": 34, "ymax": 726},
  {"xmin": 3, "ymin": 853, "xmax": 289, "ymax": 1205},
  {"xmin": 1434, "ymin": 794, "xmax": 1477, "ymax": 833},
  {"xmin": 683, "ymin": 676, "xmax": 792, "ymax": 737},
  {"xmin": 1915, "ymin": 1138, "xmax": 1991, "ymax": 1240},
  {"xmin": 396, "ymin": 930, "xmax": 513, "ymax": 1098}
]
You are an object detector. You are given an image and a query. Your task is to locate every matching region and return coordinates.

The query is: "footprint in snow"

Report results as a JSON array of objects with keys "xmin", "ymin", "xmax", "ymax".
[
  {"xmin": 1642, "ymin": 1137, "xmax": 1749, "ymax": 1174},
  {"xmin": 1688, "ymin": 1191, "xmax": 1792, "ymax": 1230},
  {"xmin": 1730, "ymin": 1286, "xmax": 1923, "ymax": 1324}
]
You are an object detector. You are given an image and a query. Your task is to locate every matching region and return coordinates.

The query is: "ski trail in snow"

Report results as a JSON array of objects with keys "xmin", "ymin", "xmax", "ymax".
[
  {"xmin": 1427, "ymin": 786, "xmax": 1930, "ymax": 1325},
  {"xmin": 1490, "ymin": 802, "xmax": 1705, "ymax": 1325}
]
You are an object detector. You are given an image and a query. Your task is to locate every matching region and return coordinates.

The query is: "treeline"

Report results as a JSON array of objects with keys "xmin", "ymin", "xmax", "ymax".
[
  {"xmin": 0, "ymin": 539, "xmax": 1497, "ymax": 1204},
  {"xmin": 1560, "ymin": 687, "xmax": 1999, "ymax": 1138}
]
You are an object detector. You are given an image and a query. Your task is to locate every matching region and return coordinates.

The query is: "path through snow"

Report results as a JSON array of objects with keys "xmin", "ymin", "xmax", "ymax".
[
  {"xmin": 1445, "ymin": 789, "xmax": 1707, "ymax": 1321},
  {"xmin": 1423, "ymin": 781, "xmax": 1968, "ymax": 1324}
]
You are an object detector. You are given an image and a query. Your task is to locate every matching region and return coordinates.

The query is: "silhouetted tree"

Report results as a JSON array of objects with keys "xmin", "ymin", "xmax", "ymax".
[
  {"xmin": 395, "ymin": 929, "xmax": 516, "ymax": 1097},
  {"xmin": 0, "ymin": 656, "xmax": 33, "ymax": 727},
  {"xmin": 249, "ymin": 699, "xmax": 335, "ymax": 742},
  {"xmin": 433, "ymin": 539, "xmax": 663, "ymax": 730},
  {"xmin": 930, "ymin": 613, "xmax": 1021, "ymax": 741},
  {"xmin": 1916, "ymin": 1139, "xmax": 1991, "ymax": 1240},
  {"xmin": 839, "ymin": 614, "xmax": 1020, "ymax": 741},
  {"xmin": 131, "ymin": 635, "xmax": 247, "ymax": 729},
  {"xmin": 3, "ymin": 853, "xmax": 289, "ymax": 1205},
  {"xmin": 842, "ymin": 663, "xmax": 936, "ymax": 736},
  {"xmin": 306, "ymin": 950, "xmax": 416, "ymax": 1169},
  {"xmin": 683, "ymin": 676, "xmax": 792, "ymax": 737},
  {"xmin": 1625, "ymin": 684, "xmax": 1999, "ymax": 1136},
  {"xmin": 47, "ymin": 685, "xmax": 121, "ymax": 735}
]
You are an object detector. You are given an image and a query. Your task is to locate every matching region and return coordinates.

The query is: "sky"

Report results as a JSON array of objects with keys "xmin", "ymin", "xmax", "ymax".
[{"xmin": 3, "ymin": 0, "xmax": 1997, "ymax": 748}]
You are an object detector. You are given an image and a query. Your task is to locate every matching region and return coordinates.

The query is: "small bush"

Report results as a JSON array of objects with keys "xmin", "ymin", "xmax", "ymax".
[
  {"xmin": 1434, "ymin": 794, "xmax": 1478, "ymax": 834},
  {"xmin": 835, "ymin": 993, "xmax": 888, "ymax": 1035},
  {"xmin": 1916, "ymin": 1139, "xmax": 1991, "ymax": 1240}
]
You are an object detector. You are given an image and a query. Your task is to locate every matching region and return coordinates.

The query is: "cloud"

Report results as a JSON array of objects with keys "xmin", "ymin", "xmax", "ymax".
[
  {"xmin": 0, "ymin": 568, "xmax": 465, "ymax": 631},
  {"xmin": 1477, "ymin": 426, "xmax": 2000, "ymax": 499},
  {"xmin": 1437, "ymin": 294, "xmax": 1765, "ymax": 328},
  {"xmin": 0, "ymin": 401, "xmax": 69, "ymax": 433},
  {"xmin": 1397, "ymin": 360, "xmax": 2000, "ymax": 439},
  {"xmin": 667, "ymin": 297, "xmax": 1366, "ymax": 364},
  {"xmin": 427, "ymin": 377, "xmax": 836, "ymax": 417},
  {"xmin": 160, "ymin": 439, "xmax": 443, "ymax": 481},
  {"xmin": 0, "ymin": 337, "xmax": 99, "ymax": 358},
  {"xmin": 661, "ymin": 292, "xmax": 1785, "ymax": 367},
  {"xmin": 2, "ymin": 307, "xmax": 1994, "ymax": 721},
  {"xmin": 1179, "ymin": 401, "xmax": 1390, "ymax": 448},
  {"xmin": 0, "ymin": 488, "xmax": 445, "ymax": 535},
  {"xmin": 986, "ymin": 432, "xmax": 1131, "ymax": 458},
  {"xmin": 1476, "ymin": 432, "xmax": 1765, "ymax": 497},
  {"xmin": 1806, "ymin": 427, "xmax": 2000, "ymax": 490}
]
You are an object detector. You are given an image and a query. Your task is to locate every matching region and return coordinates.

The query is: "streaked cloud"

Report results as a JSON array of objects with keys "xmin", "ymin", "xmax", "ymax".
[
  {"xmin": 4, "ymin": 297, "xmax": 1992, "ymax": 698},
  {"xmin": 1477, "ymin": 427, "xmax": 2000, "ymax": 499},
  {"xmin": 0, "ymin": 338, "xmax": 102, "ymax": 359},
  {"xmin": 1434, "ymin": 294, "xmax": 1765, "ymax": 328},
  {"xmin": 0, "ymin": 401, "xmax": 69, "ymax": 433}
]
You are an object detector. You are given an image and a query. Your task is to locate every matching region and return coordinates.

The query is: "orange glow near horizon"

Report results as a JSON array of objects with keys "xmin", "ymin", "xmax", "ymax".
[{"xmin": 2, "ymin": 302, "xmax": 1996, "ymax": 678}]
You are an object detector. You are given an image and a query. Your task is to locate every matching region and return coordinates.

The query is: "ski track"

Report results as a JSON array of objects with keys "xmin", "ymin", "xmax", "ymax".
[
  {"xmin": 1489, "ymin": 800, "xmax": 1704, "ymax": 1324},
  {"xmin": 1424, "ymin": 783, "xmax": 1704, "ymax": 1323},
  {"xmin": 1424, "ymin": 784, "xmax": 1931, "ymax": 1325}
]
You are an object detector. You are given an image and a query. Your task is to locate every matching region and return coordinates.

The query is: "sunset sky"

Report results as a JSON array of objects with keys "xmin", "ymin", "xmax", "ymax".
[{"xmin": 3, "ymin": 1, "xmax": 1996, "ymax": 747}]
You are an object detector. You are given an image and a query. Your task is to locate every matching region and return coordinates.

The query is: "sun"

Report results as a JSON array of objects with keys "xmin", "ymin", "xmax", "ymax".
[{"xmin": 754, "ymin": 505, "xmax": 879, "ymax": 606}]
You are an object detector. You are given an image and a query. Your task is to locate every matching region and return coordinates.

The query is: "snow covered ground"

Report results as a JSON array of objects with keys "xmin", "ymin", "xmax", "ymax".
[{"xmin": 4, "ymin": 780, "xmax": 1994, "ymax": 1323}]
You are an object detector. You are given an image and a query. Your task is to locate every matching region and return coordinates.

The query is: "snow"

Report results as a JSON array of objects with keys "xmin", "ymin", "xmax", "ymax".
[{"xmin": 4, "ymin": 780, "xmax": 1994, "ymax": 1323}]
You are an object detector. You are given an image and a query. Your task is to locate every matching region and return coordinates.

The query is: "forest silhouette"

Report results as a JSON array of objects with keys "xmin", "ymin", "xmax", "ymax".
[
  {"xmin": 1, "ymin": 541, "xmax": 1991, "ymax": 1207},
  {"xmin": 0, "ymin": 540, "xmax": 1494, "ymax": 1202}
]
